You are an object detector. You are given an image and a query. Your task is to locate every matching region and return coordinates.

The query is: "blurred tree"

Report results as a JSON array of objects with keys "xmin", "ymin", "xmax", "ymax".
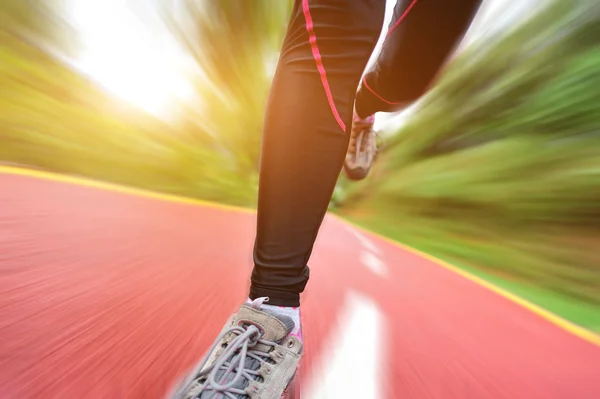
[
  {"xmin": 160, "ymin": 0, "xmax": 292, "ymax": 177},
  {"xmin": 1, "ymin": 0, "xmax": 294, "ymax": 206},
  {"xmin": 0, "ymin": 0, "xmax": 79, "ymax": 56}
]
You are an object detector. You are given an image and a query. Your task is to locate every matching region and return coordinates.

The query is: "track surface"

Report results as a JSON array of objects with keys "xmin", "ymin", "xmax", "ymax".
[{"xmin": 1, "ymin": 170, "xmax": 599, "ymax": 398}]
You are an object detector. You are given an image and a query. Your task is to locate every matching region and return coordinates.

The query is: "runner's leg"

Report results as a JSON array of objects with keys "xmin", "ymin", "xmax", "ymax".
[{"xmin": 250, "ymin": 0, "xmax": 386, "ymax": 306}]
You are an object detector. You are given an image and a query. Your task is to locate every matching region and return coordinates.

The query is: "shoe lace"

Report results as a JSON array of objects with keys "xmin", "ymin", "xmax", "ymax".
[{"xmin": 187, "ymin": 325, "xmax": 276, "ymax": 399}]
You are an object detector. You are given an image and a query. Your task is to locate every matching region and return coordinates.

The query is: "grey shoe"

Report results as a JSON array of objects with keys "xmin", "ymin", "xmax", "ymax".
[
  {"xmin": 343, "ymin": 112, "xmax": 377, "ymax": 181},
  {"xmin": 167, "ymin": 298, "xmax": 303, "ymax": 399}
]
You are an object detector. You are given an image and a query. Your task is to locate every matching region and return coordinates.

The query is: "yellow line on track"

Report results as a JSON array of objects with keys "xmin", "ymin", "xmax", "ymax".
[
  {"xmin": 336, "ymin": 215, "xmax": 600, "ymax": 348},
  {"xmin": 0, "ymin": 165, "xmax": 254, "ymax": 214}
]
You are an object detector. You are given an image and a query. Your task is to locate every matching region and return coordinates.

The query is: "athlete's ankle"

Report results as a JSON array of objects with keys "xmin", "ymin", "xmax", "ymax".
[{"xmin": 246, "ymin": 297, "xmax": 303, "ymax": 340}]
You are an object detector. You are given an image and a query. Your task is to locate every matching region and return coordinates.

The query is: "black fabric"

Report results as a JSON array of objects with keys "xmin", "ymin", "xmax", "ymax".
[
  {"xmin": 355, "ymin": 0, "xmax": 483, "ymax": 117},
  {"xmin": 250, "ymin": 0, "xmax": 481, "ymax": 307}
]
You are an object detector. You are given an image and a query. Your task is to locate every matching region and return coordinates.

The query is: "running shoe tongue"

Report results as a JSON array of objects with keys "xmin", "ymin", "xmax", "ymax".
[{"xmin": 235, "ymin": 305, "xmax": 294, "ymax": 343}]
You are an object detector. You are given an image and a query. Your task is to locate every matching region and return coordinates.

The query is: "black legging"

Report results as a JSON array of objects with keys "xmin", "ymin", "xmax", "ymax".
[{"xmin": 249, "ymin": 0, "xmax": 483, "ymax": 306}]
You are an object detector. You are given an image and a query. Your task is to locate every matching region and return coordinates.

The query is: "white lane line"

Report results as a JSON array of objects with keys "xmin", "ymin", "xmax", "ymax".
[
  {"xmin": 344, "ymin": 223, "xmax": 382, "ymax": 255},
  {"xmin": 303, "ymin": 291, "xmax": 386, "ymax": 399},
  {"xmin": 341, "ymin": 222, "xmax": 389, "ymax": 277},
  {"xmin": 360, "ymin": 250, "xmax": 389, "ymax": 278}
]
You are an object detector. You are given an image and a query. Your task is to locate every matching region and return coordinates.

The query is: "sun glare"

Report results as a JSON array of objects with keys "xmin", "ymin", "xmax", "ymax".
[{"xmin": 65, "ymin": 0, "xmax": 195, "ymax": 120}]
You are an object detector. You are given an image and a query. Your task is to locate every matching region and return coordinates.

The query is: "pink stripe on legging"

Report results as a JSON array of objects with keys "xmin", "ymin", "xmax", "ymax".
[
  {"xmin": 302, "ymin": 0, "xmax": 347, "ymax": 132},
  {"xmin": 363, "ymin": 0, "xmax": 418, "ymax": 106},
  {"xmin": 362, "ymin": 76, "xmax": 404, "ymax": 105}
]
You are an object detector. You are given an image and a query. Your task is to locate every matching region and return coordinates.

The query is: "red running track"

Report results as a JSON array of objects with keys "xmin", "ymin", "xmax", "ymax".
[{"xmin": 0, "ymin": 169, "xmax": 599, "ymax": 399}]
